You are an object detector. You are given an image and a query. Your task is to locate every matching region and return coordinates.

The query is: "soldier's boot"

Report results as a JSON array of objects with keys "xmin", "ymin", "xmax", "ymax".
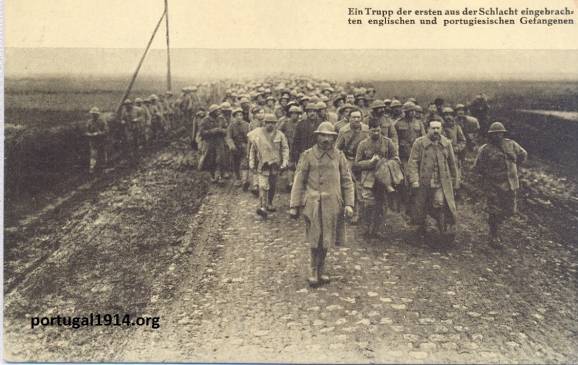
[
  {"xmin": 240, "ymin": 170, "xmax": 250, "ymax": 191},
  {"xmin": 267, "ymin": 182, "xmax": 277, "ymax": 212},
  {"xmin": 373, "ymin": 205, "xmax": 386, "ymax": 239},
  {"xmin": 317, "ymin": 248, "xmax": 330, "ymax": 285},
  {"xmin": 363, "ymin": 203, "xmax": 375, "ymax": 237},
  {"xmin": 308, "ymin": 248, "xmax": 319, "ymax": 287},
  {"xmin": 437, "ymin": 209, "xmax": 446, "ymax": 234},
  {"xmin": 256, "ymin": 189, "xmax": 268, "ymax": 218},
  {"xmin": 488, "ymin": 214, "xmax": 501, "ymax": 247}
]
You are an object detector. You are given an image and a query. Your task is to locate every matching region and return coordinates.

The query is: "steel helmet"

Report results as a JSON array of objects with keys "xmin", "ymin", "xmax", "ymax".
[
  {"xmin": 402, "ymin": 101, "xmax": 416, "ymax": 111},
  {"xmin": 370, "ymin": 100, "xmax": 386, "ymax": 109},
  {"xmin": 208, "ymin": 104, "xmax": 221, "ymax": 114},
  {"xmin": 442, "ymin": 107, "xmax": 454, "ymax": 114},
  {"xmin": 488, "ymin": 122, "xmax": 507, "ymax": 133},
  {"xmin": 89, "ymin": 107, "xmax": 100, "ymax": 114},
  {"xmin": 263, "ymin": 114, "xmax": 278, "ymax": 123},
  {"xmin": 288, "ymin": 106, "xmax": 303, "ymax": 114},
  {"xmin": 313, "ymin": 121, "xmax": 338, "ymax": 136},
  {"xmin": 390, "ymin": 100, "xmax": 402, "ymax": 108}
]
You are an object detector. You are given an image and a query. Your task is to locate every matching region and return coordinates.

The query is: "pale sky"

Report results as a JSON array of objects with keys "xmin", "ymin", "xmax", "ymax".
[{"xmin": 5, "ymin": 0, "xmax": 578, "ymax": 50}]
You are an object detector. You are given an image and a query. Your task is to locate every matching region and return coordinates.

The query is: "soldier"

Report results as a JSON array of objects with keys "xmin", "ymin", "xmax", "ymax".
[
  {"xmin": 317, "ymin": 101, "xmax": 330, "ymax": 122},
  {"xmin": 198, "ymin": 104, "xmax": 227, "ymax": 184},
  {"xmin": 355, "ymin": 118, "xmax": 399, "ymax": 238},
  {"xmin": 390, "ymin": 99, "xmax": 403, "ymax": 120},
  {"xmin": 119, "ymin": 99, "xmax": 145, "ymax": 161},
  {"xmin": 333, "ymin": 94, "xmax": 346, "ymax": 113},
  {"xmin": 368, "ymin": 99, "xmax": 399, "ymax": 150},
  {"xmin": 226, "ymin": 108, "xmax": 250, "ymax": 188},
  {"xmin": 190, "ymin": 109, "xmax": 206, "ymax": 151},
  {"xmin": 455, "ymin": 104, "xmax": 480, "ymax": 153},
  {"xmin": 249, "ymin": 114, "xmax": 289, "ymax": 218},
  {"xmin": 441, "ymin": 108, "xmax": 467, "ymax": 178},
  {"xmin": 473, "ymin": 122, "xmax": 527, "ymax": 247},
  {"xmin": 135, "ymin": 98, "xmax": 151, "ymax": 147},
  {"xmin": 289, "ymin": 122, "xmax": 355, "ymax": 287},
  {"xmin": 85, "ymin": 107, "xmax": 109, "ymax": 174},
  {"xmin": 469, "ymin": 94, "xmax": 490, "ymax": 136},
  {"xmin": 265, "ymin": 96, "xmax": 276, "ymax": 114},
  {"xmin": 335, "ymin": 103, "xmax": 355, "ymax": 131},
  {"xmin": 275, "ymin": 94, "xmax": 290, "ymax": 120},
  {"xmin": 355, "ymin": 93, "xmax": 369, "ymax": 117},
  {"xmin": 149, "ymin": 95, "xmax": 165, "ymax": 142},
  {"xmin": 414, "ymin": 105, "xmax": 424, "ymax": 129},
  {"xmin": 291, "ymin": 103, "xmax": 322, "ymax": 164},
  {"xmin": 336, "ymin": 110, "xmax": 368, "ymax": 224},
  {"xmin": 407, "ymin": 120, "xmax": 459, "ymax": 240},
  {"xmin": 278, "ymin": 105, "xmax": 302, "ymax": 190},
  {"xmin": 239, "ymin": 97, "xmax": 253, "ymax": 123}
]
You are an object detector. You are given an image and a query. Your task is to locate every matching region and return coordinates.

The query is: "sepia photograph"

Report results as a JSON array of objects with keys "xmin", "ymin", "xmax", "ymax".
[{"xmin": 2, "ymin": 0, "xmax": 578, "ymax": 363}]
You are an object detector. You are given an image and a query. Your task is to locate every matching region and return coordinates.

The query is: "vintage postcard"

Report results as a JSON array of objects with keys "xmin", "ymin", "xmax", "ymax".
[{"xmin": 2, "ymin": 0, "xmax": 578, "ymax": 363}]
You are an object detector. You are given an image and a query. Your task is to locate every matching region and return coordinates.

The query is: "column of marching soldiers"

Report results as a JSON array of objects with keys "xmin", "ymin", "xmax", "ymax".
[{"xmin": 85, "ymin": 79, "xmax": 527, "ymax": 266}]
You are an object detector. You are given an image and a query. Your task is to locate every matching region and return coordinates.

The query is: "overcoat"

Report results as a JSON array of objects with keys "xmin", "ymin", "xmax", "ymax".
[
  {"xmin": 290, "ymin": 145, "xmax": 355, "ymax": 249},
  {"xmin": 406, "ymin": 135, "xmax": 459, "ymax": 221}
]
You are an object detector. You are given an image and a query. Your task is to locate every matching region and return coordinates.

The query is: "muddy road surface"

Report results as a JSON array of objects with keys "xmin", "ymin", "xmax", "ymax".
[{"xmin": 4, "ymin": 138, "xmax": 578, "ymax": 363}]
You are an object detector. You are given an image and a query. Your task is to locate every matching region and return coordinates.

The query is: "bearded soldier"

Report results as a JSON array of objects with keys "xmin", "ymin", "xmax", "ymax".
[{"xmin": 407, "ymin": 119, "xmax": 459, "ymax": 240}]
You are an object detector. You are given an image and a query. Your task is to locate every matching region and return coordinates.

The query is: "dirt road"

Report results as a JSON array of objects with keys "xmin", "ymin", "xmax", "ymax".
[{"xmin": 4, "ymin": 139, "xmax": 577, "ymax": 363}]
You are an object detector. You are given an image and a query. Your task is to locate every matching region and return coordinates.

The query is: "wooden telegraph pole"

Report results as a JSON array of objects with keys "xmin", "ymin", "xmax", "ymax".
[
  {"xmin": 116, "ymin": 9, "xmax": 167, "ymax": 115},
  {"xmin": 164, "ymin": 0, "xmax": 172, "ymax": 92}
]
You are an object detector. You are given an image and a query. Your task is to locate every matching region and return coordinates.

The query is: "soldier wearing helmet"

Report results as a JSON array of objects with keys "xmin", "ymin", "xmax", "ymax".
[
  {"xmin": 85, "ymin": 107, "xmax": 109, "ymax": 174},
  {"xmin": 390, "ymin": 99, "xmax": 403, "ymax": 119},
  {"xmin": 354, "ymin": 117, "xmax": 400, "ymax": 238},
  {"xmin": 454, "ymin": 103, "xmax": 480, "ymax": 152},
  {"xmin": 395, "ymin": 101, "xmax": 426, "ymax": 217},
  {"xmin": 290, "ymin": 122, "xmax": 354, "ymax": 287},
  {"xmin": 198, "ymin": 104, "xmax": 227, "ymax": 184},
  {"xmin": 277, "ymin": 105, "xmax": 303, "ymax": 190},
  {"xmin": 473, "ymin": 121, "xmax": 527, "ymax": 247},
  {"xmin": 441, "ymin": 107, "xmax": 467, "ymax": 180},
  {"xmin": 291, "ymin": 103, "xmax": 323, "ymax": 164},
  {"xmin": 226, "ymin": 107, "xmax": 251, "ymax": 189},
  {"xmin": 119, "ymin": 98, "xmax": 146, "ymax": 162},
  {"xmin": 368, "ymin": 99, "xmax": 399, "ymax": 151},
  {"xmin": 249, "ymin": 114, "xmax": 289, "ymax": 218}
]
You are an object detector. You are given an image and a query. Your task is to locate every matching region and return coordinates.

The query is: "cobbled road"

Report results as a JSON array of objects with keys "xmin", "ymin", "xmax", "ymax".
[{"xmin": 4, "ymin": 141, "xmax": 577, "ymax": 363}]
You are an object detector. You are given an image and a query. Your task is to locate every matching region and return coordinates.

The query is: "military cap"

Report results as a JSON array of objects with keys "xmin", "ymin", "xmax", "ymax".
[
  {"xmin": 288, "ymin": 106, "xmax": 303, "ymax": 114},
  {"xmin": 166, "ymin": 91, "xmax": 173, "ymax": 96},
  {"xmin": 123, "ymin": 99, "xmax": 133, "ymax": 105},
  {"xmin": 134, "ymin": 97, "xmax": 143, "ymax": 103},
  {"xmin": 414, "ymin": 105, "xmax": 423, "ymax": 113},
  {"xmin": 196, "ymin": 110, "xmax": 207, "ymax": 117},
  {"xmin": 370, "ymin": 100, "xmax": 386, "ymax": 109},
  {"xmin": 320, "ymin": 95, "xmax": 330, "ymax": 103},
  {"xmin": 264, "ymin": 114, "xmax": 277, "ymax": 123},
  {"xmin": 402, "ymin": 102, "xmax": 416, "ymax": 111},
  {"xmin": 316, "ymin": 101, "xmax": 327, "ymax": 109},
  {"xmin": 150, "ymin": 94, "xmax": 159, "ymax": 101},
  {"xmin": 208, "ymin": 104, "xmax": 221, "ymax": 114},
  {"xmin": 313, "ymin": 121, "xmax": 338, "ymax": 136},
  {"xmin": 181, "ymin": 87, "xmax": 190, "ymax": 92},
  {"xmin": 332, "ymin": 95, "xmax": 346, "ymax": 107},
  {"xmin": 300, "ymin": 95, "xmax": 311, "ymax": 102},
  {"xmin": 305, "ymin": 102, "xmax": 319, "ymax": 111},
  {"xmin": 355, "ymin": 93, "xmax": 367, "ymax": 100},
  {"xmin": 390, "ymin": 100, "xmax": 402, "ymax": 108},
  {"xmin": 191, "ymin": 86, "xmax": 198, "ymax": 91},
  {"xmin": 89, "ymin": 107, "xmax": 100, "ymax": 114},
  {"xmin": 407, "ymin": 97, "xmax": 417, "ymax": 104},
  {"xmin": 322, "ymin": 86, "xmax": 335, "ymax": 93},
  {"xmin": 239, "ymin": 97, "xmax": 250, "ymax": 104},
  {"xmin": 266, "ymin": 96, "xmax": 275, "ymax": 101},
  {"xmin": 257, "ymin": 87, "xmax": 265, "ymax": 93},
  {"xmin": 384, "ymin": 99, "xmax": 392, "ymax": 105},
  {"xmin": 488, "ymin": 122, "xmax": 507, "ymax": 133},
  {"xmin": 220, "ymin": 102, "xmax": 232, "ymax": 111},
  {"xmin": 337, "ymin": 103, "xmax": 357, "ymax": 114},
  {"xmin": 455, "ymin": 104, "xmax": 466, "ymax": 110},
  {"xmin": 279, "ymin": 94, "xmax": 290, "ymax": 100},
  {"xmin": 429, "ymin": 120, "xmax": 443, "ymax": 128},
  {"xmin": 251, "ymin": 105, "xmax": 263, "ymax": 114},
  {"xmin": 231, "ymin": 107, "xmax": 243, "ymax": 116},
  {"xmin": 442, "ymin": 107, "xmax": 454, "ymax": 114}
]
